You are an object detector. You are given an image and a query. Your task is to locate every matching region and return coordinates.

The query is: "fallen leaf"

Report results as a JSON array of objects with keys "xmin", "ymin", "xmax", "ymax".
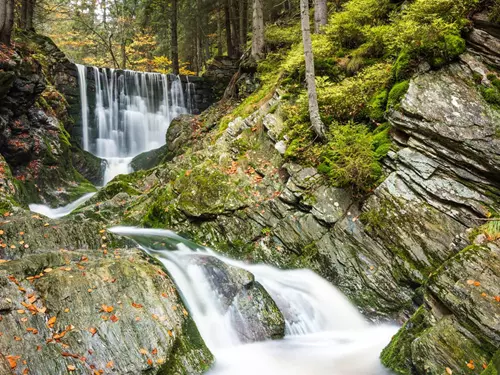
[
  {"xmin": 17, "ymin": 309, "xmax": 25, "ymax": 314},
  {"xmin": 67, "ymin": 365, "xmax": 76, "ymax": 371},
  {"xmin": 110, "ymin": 315, "xmax": 119, "ymax": 322},
  {"xmin": 467, "ymin": 361, "xmax": 475, "ymax": 370},
  {"xmin": 101, "ymin": 305, "xmax": 114, "ymax": 313},
  {"xmin": 147, "ymin": 358, "xmax": 153, "ymax": 365},
  {"xmin": 167, "ymin": 330, "xmax": 173, "ymax": 337},
  {"xmin": 5, "ymin": 355, "xmax": 20, "ymax": 369},
  {"xmin": 152, "ymin": 348, "xmax": 158, "ymax": 355},
  {"xmin": 139, "ymin": 348, "xmax": 148, "ymax": 355},
  {"xmin": 132, "ymin": 303, "xmax": 143, "ymax": 309},
  {"xmin": 473, "ymin": 281, "xmax": 481, "ymax": 287},
  {"xmin": 106, "ymin": 361, "xmax": 114, "ymax": 368},
  {"xmin": 47, "ymin": 316, "xmax": 56, "ymax": 328},
  {"xmin": 14, "ymin": 336, "xmax": 21, "ymax": 341},
  {"xmin": 89, "ymin": 327, "xmax": 97, "ymax": 336},
  {"xmin": 445, "ymin": 367, "xmax": 453, "ymax": 375},
  {"xmin": 43, "ymin": 268, "xmax": 53, "ymax": 273}
]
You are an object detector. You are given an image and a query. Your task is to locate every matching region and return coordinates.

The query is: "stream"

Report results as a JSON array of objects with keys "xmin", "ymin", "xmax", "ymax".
[{"xmin": 109, "ymin": 227, "xmax": 398, "ymax": 375}]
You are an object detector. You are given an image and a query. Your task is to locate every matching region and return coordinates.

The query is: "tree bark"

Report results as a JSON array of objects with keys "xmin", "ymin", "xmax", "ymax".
[
  {"xmin": 300, "ymin": 0, "xmax": 326, "ymax": 140},
  {"xmin": 314, "ymin": 0, "xmax": 328, "ymax": 34},
  {"xmin": 239, "ymin": 0, "xmax": 248, "ymax": 51},
  {"xmin": 217, "ymin": 0, "xmax": 224, "ymax": 56},
  {"xmin": 224, "ymin": 0, "xmax": 235, "ymax": 57},
  {"xmin": 171, "ymin": 0, "xmax": 179, "ymax": 75},
  {"xmin": 230, "ymin": 0, "xmax": 240, "ymax": 56},
  {"xmin": 0, "ymin": 0, "xmax": 14, "ymax": 45},
  {"xmin": 251, "ymin": 0, "xmax": 265, "ymax": 60}
]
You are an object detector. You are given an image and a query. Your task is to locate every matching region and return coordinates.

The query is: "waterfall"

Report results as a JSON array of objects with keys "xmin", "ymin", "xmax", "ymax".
[
  {"xmin": 76, "ymin": 64, "xmax": 89, "ymax": 151},
  {"xmin": 75, "ymin": 65, "xmax": 192, "ymax": 184},
  {"xmin": 109, "ymin": 227, "xmax": 398, "ymax": 375}
]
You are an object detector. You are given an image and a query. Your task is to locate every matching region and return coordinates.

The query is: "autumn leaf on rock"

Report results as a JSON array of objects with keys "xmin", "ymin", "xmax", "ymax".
[
  {"xmin": 131, "ymin": 302, "xmax": 143, "ymax": 309},
  {"xmin": 110, "ymin": 315, "xmax": 119, "ymax": 322},
  {"xmin": 47, "ymin": 316, "xmax": 56, "ymax": 328},
  {"xmin": 106, "ymin": 361, "xmax": 114, "ymax": 368},
  {"xmin": 100, "ymin": 304, "xmax": 114, "ymax": 313},
  {"xmin": 67, "ymin": 364, "xmax": 76, "ymax": 371},
  {"xmin": 467, "ymin": 360, "xmax": 475, "ymax": 370},
  {"xmin": 139, "ymin": 348, "xmax": 148, "ymax": 355},
  {"xmin": 5, "ymin": 355, "xmax": 20, "ymax": 369}
]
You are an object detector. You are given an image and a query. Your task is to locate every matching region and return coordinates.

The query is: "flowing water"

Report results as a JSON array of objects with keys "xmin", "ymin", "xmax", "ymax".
[
  {"xmin": 76, "ymin": 65, "xmax": 192, "ymax": 184},
  {"xmin": 29, "ymin": 193, "xmax": 96, "ymax": 219},
  {"xmin": 109, "ymin": 227, "xmax": 397, "ymax": 375}
]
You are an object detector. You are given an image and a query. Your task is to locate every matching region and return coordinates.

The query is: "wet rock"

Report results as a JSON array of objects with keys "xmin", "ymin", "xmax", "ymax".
[
  {"xmin": 131, "ymin": 145, "xmax": 167, "ymax": 172},
  {"xmin": 0, "ymin": 249, "xmax": 213, "ymax": 375},
  {"xmin": 231, "ymin": 282, "xmax": 286, "ymax": 342},
  {"xmin": 189, "ymin": 255, "xmax": 285, "ymax": 342}
]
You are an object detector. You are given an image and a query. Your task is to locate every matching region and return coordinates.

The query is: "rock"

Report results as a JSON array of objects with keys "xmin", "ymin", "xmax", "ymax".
[
  {"xmin": 231, "ymin": 282, "xmax": 285, "ymax": 343},
  {"xmin": 0, "ymin": 249, "xmax": 213, "ymax": 375},
  {"xmin": 309, "ymin": 186, "xmax": 352, "ymax": 224},
  {"xmin": 131, "ymin": 145, "xmax": 167, "ymax": 172},
  {"xmin": 382, "ymin": 242, "xmax": 500, "ymax": 375},
  {"xmin": 70, "ymin": 145, "xmax": 105, "ymax": 185},
  {"xmin": 165, "ymin": 115, "xmax": 198, "ymax": 162}
]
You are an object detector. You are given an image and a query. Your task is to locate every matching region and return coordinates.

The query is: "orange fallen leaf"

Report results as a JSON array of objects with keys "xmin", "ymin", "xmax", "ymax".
[
  {"xmin": 167, "ymin": 330, "xmax": 173, "ymax": 337},
  {"xmin": 17, "ymin": 309, "xmax": 25, "ymax": 314},
  {"xmin": 132, "ymin": 303, "xmax": 143, "ymax": 309},
  {"xmin": 67, "ymin": 364, "xmax": 76, "ymax": 371},
  {"xmin": 139, "ymin": 348, "xmax": 148, "ymax": 355},
  {"xmin": 14, "ymin": 336, "xmax": 21, "ymax": 341},
  {"xmin": 473, "ymin": 281, "xmax": 481, "ymax": 287},
  {"xmin": 101, "ymin": 305, "xmax": 114, "ymax": 313},
  {"xmin": 110, "ymin": 315, "xmax": 119, "ymax": 322},
  {"xmin": 5, "ymin": 355, "xmax": 20, "ymax": 369},
  {"xmin": 89, "ymin": 327, "xmax": 97, "ymax": 336},
  {"xmin": 152, "ymin": 348, "xmax": 158, "ymax": 355},
  {"xmin": 147, "ymin": 358, "xmax": 153, "ymax": 365},
  {"xmin": 467, "ymin": 361, "xmax": 475, "ymax": 370},
  {"xmin": 106, "ymin": 361, "xmax": 114, "ymax": 368},
  {"xmin": 445, "ymin": 367, "xmax": 453, "ymax": 375},
  {"xmin": 494, "ymin": 296, "xmax": 500, "ymax": 302},
  {"xmin": 483, "ymin": 364, "xmax": 488, "ymax": 370},
  {"xmin": 47, "ymin": 316, "xmax": 56, "ymax": 328}
]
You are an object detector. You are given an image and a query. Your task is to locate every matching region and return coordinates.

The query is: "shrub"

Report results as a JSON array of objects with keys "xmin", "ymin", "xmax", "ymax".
[
  {"xmin": 319, "ymin": 122, "xmax": 391, "ymax": 192},
  {"xmin": 369, "ymin": 90, "xmax": 388, "ymax": 123}
]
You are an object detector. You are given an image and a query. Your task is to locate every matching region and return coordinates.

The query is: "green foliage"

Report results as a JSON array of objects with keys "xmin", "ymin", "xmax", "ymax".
[
  {"xmin": 265, "ymin": 23, "xmax": 301, "ymax": 50},
  {"xmin": 319, "ymin": 122, "xmax": 391, "ymax": 192},
  {"xmin": 316, "ymin": 63, "xmax": 392, "ymax": 123},
  {"xmin": 387, "ymin": 80, "xmax": 410, "ymax": 109},
  {"xmin": 369, "ymin": 90, "xmax": 388, "ymax": 123}
]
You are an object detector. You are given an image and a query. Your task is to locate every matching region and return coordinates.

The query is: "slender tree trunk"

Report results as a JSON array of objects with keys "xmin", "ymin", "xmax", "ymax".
[
  {"xmin": 26, "ymin": 0, "xmax": 35, "ymax": 30},
  {"xmin": 224, "ymin": 0, "xmax": 234, "ymax": 57},
  {"xmin": 0, "ymin": 0, "xmax": 14, "ymax": 45},
  {"xmin": 239, "ymin": 0, "xmax": 248, "ymax": 50},
  {"xmin": 217, "ymin": 0, "xmax": 223, "ymax": 56},
  {"xmin": 314, "ymin": 0, "xmax": 328, "ymax": 34},
  {"xmin": 230, "ymin": 0, "xmax": 240, "ymax": 56},
  {"xmin": 300, "ymin": 0, "xmax": 326, "ymax": 140},
  {"xmin": 251, "ymin": 0, "xmax": 265, "ymax": 60},
  {"xmin": 121, "ymin": 41, "xmax": 126, "ymax": 69},
  {"xmin": 171, "ymin": 0, "xmax": 179, "ymax": 75}
]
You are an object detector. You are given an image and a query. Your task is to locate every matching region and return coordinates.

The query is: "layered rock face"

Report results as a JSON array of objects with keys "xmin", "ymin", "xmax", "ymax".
[{"xmin": 0, "ymin": 33, "xmax": 103, "ymax": 207}]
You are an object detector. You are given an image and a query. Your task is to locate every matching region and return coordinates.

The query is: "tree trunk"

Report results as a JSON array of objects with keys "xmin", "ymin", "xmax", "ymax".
[
  {"xmin": 121, "ymin": 41, "xmax": 126, "ymax": 69},
  {"xmin": 26, "ymin": 0, "xmax": 35, "ymax": 30},
  {"xmin": 314, "ymin": 0, "xmax": 328, "ymax": 34},
  {"xmin": 217, "ymin": 0, "xmax": 223, "ymax": 56},
  {"xmin": 251, "ymin": 0, "xmax": 265, "ymax": 60},
  {"xmin": 300, "ymin": 0, "xmax": 326, "ymax": 140},
  {"xmin": 239, "ymin": 0, "xmax": 248, "ymax": 50},
  {"xmin": 0, "ymin": 0, "xmax": 14, "ymax": 45},
  {"xmin": 171, "ymin": 0, "xmax": 179, "ymax": 75},
  {"xmin": 224, "ymin": 0, "xmax": 234, "ymax": 57},
  {"xmin": 230, "ymin": 0, "xmax": 240, "ymax": 56}
]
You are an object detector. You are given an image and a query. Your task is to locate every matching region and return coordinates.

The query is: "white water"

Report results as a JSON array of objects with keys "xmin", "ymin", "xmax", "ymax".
[
  {"xmin": 29, "ymin": 193, "xmax": 96, "ymax": 219},
  {"xmin": 76, "ymin": 65, "xmax": 193, "ymax": 184},
  {"xmin": 109, "ymin": 226, "xmax": 398, "ymax": 375}
]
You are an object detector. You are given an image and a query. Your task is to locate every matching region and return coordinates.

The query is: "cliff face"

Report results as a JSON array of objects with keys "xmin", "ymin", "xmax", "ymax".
[
  {"xmin": 66, "ymin": 14, "xmax": 500, "ymax": 375},
  {"xmin": 0, "ymin": 33, "xmax": 103, "ymax": 209}
]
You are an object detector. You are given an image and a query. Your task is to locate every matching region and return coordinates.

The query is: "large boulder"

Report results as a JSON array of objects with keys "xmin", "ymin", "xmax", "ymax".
[
  {"xmin": 382, "ymin": 242, "xmax": 500, "ymax": 375},
  {"xmin": 0, "ymin": 249, "xmax": 213, "ymax": 375},
  {"xmin": 189, "ymin": 255, "xmax": 285, "ymax": 342}
]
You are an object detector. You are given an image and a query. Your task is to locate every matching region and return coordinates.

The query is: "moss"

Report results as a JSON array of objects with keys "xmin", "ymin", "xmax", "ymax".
[
  {"xmin": 381, "ymin": 306, "xmax": 430, "ymax": 375},
  {"xmin": 392, "ymin": 51, "xmax": 413, "ymax": 81},
  {"xmin": 482, "ymin": 87, "xmax": 500, "ymax": 107},
  {"xmin": 369, "ymin": 90, "xmax": 388, "ymax": 123},
  {"xmin": 481, "ymin": 350, "xmax": 500, "ymax": 375},
  {"xmin": 387, "ymin": 81, "xmax": 410, "ymax": 109}
]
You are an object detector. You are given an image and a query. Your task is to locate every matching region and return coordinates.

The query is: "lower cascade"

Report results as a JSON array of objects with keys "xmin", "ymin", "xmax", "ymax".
[
  {"xmin": 109, "ymin": 227, "xmax": 398, "ymax": 375},
  {"xmin": 76, "ymin": 64, "xmax": 193, "ymax": 184}
]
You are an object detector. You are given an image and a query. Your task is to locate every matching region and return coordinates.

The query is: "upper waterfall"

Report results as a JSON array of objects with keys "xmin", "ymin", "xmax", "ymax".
[{"xmin": 76, "ymin": 65, "xmax": 193, "ymax": 183}]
